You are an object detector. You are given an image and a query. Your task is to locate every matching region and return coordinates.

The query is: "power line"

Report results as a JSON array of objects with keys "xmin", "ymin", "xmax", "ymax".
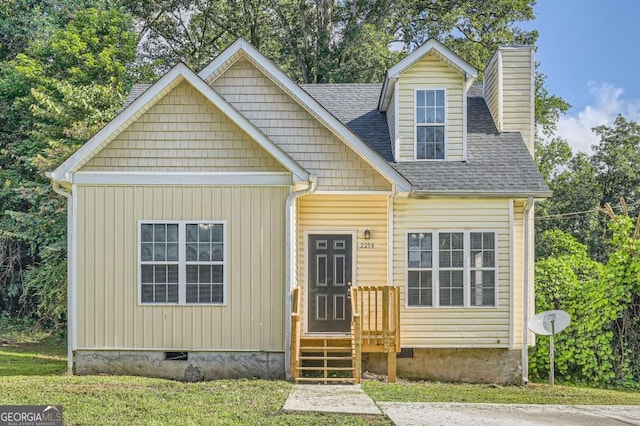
[{"xmin": 536, "ymin": 200, "xmax": 640, "ymax": 221}]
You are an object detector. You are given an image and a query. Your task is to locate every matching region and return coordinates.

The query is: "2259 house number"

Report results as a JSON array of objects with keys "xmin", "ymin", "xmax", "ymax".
[{"xmin": 359, "ymin": 242, "xmax": 375, "ymax": 249}]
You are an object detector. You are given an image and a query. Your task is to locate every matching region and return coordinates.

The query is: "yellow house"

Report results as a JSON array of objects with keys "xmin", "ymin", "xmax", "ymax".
[{"xmin": 49, "ymin": 38, "xmax": 549, "ymax": 384}]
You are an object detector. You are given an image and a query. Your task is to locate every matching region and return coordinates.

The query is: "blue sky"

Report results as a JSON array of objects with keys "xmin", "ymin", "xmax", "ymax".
[{"xmin": 521, "ymin": 0, "xmax": 640, "ymax": 152}]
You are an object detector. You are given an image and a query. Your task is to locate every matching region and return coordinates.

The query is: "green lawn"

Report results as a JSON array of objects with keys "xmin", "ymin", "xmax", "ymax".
[
  {"xmin": 0, "ymin": 336, "xmax": 388, "ymax": 425},
  {"xmin": 363, "ymin": 380, "xmax": 640, "ymax": 405},
  {"xmin": 2, "ymin": 336, "xmax": 639, "ymax": 425}
]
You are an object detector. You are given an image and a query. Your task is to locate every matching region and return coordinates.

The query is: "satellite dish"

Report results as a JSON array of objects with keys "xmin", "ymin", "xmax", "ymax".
[
  {"xmin": 527, "ymin": 309, "xmax": 571, "ymax": 387},
  {"xmin": 528, "ymin": 310, "xmax": 570, "ymax": 336}
]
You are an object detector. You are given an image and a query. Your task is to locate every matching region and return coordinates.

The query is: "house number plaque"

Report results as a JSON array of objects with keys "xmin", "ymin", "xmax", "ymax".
[{"xmin": 359, "ymin": 242, "xmax": 375, "ymax": 249}]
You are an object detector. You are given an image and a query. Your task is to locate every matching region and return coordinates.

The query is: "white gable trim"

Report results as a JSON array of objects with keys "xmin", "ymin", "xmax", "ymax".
[
  {"xmin": 71, "ymin": 171, "xmax": 293, "ymax": 185},
  {"xmin": 51, "ymin": 63, "xmax": 310, "ymax": 184},
  {"xmin": 379, "ymin": 39, "xmax": 478, "ymax": 111},
  {"xmin": 199, "ymin": 38, "xmax": 412, "ymax": 193}
]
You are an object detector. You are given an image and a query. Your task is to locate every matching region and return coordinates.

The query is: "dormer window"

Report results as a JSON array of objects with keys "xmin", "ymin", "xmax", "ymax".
[{"xmin": 415, "ymin": 89, "xmax": 445, "ymax": 160}]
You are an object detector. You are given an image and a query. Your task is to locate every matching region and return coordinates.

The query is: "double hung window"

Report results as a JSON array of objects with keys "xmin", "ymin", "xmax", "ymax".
[
  {"xmin": 140, "ymin": 221, "xmax": 225, "ymax": 305},
  {"xmin": 415, "ymin": 89, "xmax": 445, "ymax": 159},
  {"xmin": 407, "ymin": 230, "xmax": 496, "ymax": 307}
]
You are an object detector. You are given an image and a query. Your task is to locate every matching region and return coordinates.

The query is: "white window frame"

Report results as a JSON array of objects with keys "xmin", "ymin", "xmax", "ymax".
[
  {"xmin": 138, "ymin": 220, "xmax": 227, "ymax": 306},
  {"xmin": 405, "ymin": 230, "xmax": 498, "ymax": 309},
  {"xmin": 414, "ymin": 88, "xmax": 447, "ymax": 161}
]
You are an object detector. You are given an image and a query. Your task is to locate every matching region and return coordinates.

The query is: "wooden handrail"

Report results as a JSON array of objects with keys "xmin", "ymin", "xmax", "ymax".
[{"xmin": 350, "ymin": 285, "xmax": 401, "ymax": 382}]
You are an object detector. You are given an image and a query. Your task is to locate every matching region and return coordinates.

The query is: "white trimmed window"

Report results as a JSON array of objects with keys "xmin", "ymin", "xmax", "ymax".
[
  {"xmin": 140, "ymin": 221, "xmax": 225, "ymax": 305},
  {"xmin": 415, "ymin": 89, "xmax": 445, "ymax": 160},
  {"xmin": 406, "ymin": 231, "xmax": 497, "ymax": 307}
]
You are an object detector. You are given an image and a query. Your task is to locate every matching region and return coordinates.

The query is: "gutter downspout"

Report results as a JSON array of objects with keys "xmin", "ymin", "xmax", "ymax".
[
  {"xmin": 522, "ymin": 196, "xmax": 534, "ymax": 384},
  {"xmin": 284, "ymin": 176, "xmax": 317, "ymax": 380},
  {"xmin": 52, "ymin": 180, "xmax": 74, "ymax": 374}
]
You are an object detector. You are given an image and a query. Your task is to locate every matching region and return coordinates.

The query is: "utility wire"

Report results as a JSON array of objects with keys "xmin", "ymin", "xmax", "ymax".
[{"xmin": 536, "ymin": 200, "xmax": 640, "ymax": 220}]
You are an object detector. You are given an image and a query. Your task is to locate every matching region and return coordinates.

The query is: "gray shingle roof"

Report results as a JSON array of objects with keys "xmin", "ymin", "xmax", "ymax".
[
  {"xmin": 122, "ymin": 80, "xmax": 549, "ymax": 196},
  {"xmin": 302, "ymin": 82, "xmax": 550, "ymax": 196}
]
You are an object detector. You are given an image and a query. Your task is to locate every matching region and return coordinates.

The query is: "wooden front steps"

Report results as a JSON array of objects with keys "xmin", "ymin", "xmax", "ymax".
[{"xmin": 294, "ymin": 336, "xmax": 356, "ymax": 384}]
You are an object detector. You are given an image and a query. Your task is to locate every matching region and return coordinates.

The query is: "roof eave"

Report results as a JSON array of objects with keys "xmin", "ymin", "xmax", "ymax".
[{"xmin": 412, "ymin": 190, "xmax": 552, "ymax": 199}]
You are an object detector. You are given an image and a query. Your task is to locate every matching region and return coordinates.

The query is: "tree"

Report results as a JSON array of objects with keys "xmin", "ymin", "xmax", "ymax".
[{"xmin": 0, "ymin": 7, "xmax": 139, "ymax": 329}]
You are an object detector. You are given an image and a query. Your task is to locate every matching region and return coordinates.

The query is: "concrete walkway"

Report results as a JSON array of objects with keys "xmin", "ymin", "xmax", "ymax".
[
  {"xmin": 282, "ymin": 384, "xmax": 381, "ymax": 415},
  {"xmin": 379, "ymin": 402, "xmax": 640, "ymax": 426}
]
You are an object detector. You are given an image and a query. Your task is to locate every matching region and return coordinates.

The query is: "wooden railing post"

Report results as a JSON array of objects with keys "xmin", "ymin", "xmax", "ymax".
[{"xmin": 290, "ymin": 287, "xmax": 301, "ymax": 379}]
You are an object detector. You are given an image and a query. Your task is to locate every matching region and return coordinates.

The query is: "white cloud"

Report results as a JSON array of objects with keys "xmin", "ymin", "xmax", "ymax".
[{"xmin": 555, "ymin": 82, "xmax": 640, "ymax": 154}]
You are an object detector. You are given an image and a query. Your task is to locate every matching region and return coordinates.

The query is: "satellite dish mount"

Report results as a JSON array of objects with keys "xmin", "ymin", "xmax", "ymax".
[{"xmin": 527, "ymin": 310, "xmax": 570, "ymax": 387}]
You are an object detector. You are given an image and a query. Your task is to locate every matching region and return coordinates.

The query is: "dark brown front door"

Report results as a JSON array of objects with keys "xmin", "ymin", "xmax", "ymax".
[{"xmin": 308, "ymin": 234, "xmax": 353, "ymax": 333}]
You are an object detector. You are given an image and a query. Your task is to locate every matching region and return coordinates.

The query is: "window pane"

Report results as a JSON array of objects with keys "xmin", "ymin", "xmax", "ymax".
[
  {"xmin": 167, "ymin": 224, "xmax": 178, "ymax": 242},
  {"xmin": 167, "ymin": 284, "xmax": 178, "ymax": 303},
  {"xmin": 212, "ymin": 284, "xmax": 223, "ymax": 303},
  {"xmin": 199, "ymin": 265, "xmax": 211, "ymax": 283},
  {"xmin": 417, "ymin": 142, "xmax": 427, "ymax": 159},
  {"xmin": 153, "ymin": 224, "xmax": 165, "ymax": 242},
  {"xmin": 212, "ymin": 224, "xmax": 223, "ymax": 242},
  {"xmin": 439, "ymin": 233, "xmax": 450, "ymax": 249},
  {"xmin": 408, "ymin": 234, "xmax": 420, "ymax": 249},
  {"xmin": 451, "ymin": 233, "xmax": 463, "ymax": 249},
  {"xmin": 483, "ymin": 251, "xmax": 495, "ymax": 267},
  {"xmin": 439, "ymin": 250, "xmax": 450, "ymax": 267},
  {"xmin": 483, "ymin": 233, "xmax": 495, "ymax": 249},
  {"xmin": 198, "ymin": 244, "xmax": 211, "ymax": 261},
  {"xmin": 154, "ymin": 284, "xmax": 167, "ymax": 302},
  {"xmin": 416, "ymin": 126, "xmax": 427, "ymax": 143},
  {"xmin": 186, "ymin": 243, "xmax": 198, "ymax": 261},
  {"xmin": 141, "ymin": 265, "xmax": 154, "ymax": 283},
  {"xmin": 167, "ymin": 265, "xmax": 178, "ymax": 283},
  {"xmin": 186, "ymin": 284, "xmax": 198, "ymax": 303},
  {"xmin": 436, "ymin": 90, "xmax": 444, "ymax": 106},
  {"xmin": 141, "ymin": 243, "xmax": 153, "ymax": 261},
  {"xmin": 435, "ymin": 106, "xmax": 445, "ymax": 123},
  {"xmin": 141, "ymin": 284, "xmax": 154, "ymax": 303},
  {"xmin": 421, "ymin": 251, "xmax": 432, "ymax": 268},
  {"xmin": 426, "ymin": 107, "xmax": 435, "ymax": 123},
  {"xmin": 470, "ymin": 233, "xmax": 482, "ymax": 249},
  {"xmin": 199, "ymin": 285, "xmax": 211, "ymax": 303},
  {"xmin": 141, "ymin": 224, "xmax": 153, "ymax": 242},
  {"xmin": 154, "ymin": 243, "xmax": 166, "ymax": 261},
  {"xmin": 420, "ymin": 233, "xmax": 431, "ymax": 249},
  {"xmin": 186, "ymin": 265, "xmax": 198, "ymax": 284},
  {"xmin": 451, "ymin": 288, "xmax": 463, "ymax": 305},
  {"xmin": 417, "ymin": 90, "xmax": 426, "ymax": 106},
  {"xmin": 408, "ymin": 270, "xmax": 432, "ymax": 307},
  {"xmin": 434, "ymin": 126, "xmax": 444, "ymax": 142},
  {"xmin": 435, "ymin": 140, "xmax": 444, "ymax": 159},
  {"xmin": 198, "ymin": 224, "xmax": 211, "ymax": 242},
  {"xmin": 416, "ymin": 107, "xmax": 426, "ymax": 124},
  {"xmin": 212, "ymin": 243, "xmax": 223, "ymax": 261},
  {"xmin": 166, "ymin": 243, "xmax": 178, "ymax": 261},
  {"xmin": 426, "ymin": 90, "xmax": 435, "ymax": 106},
  {"xmin": 186, "ymin": 224, "xmax": 198, "ymax": 242},
  {"xmin": 451, "ymin": 250, "xmax": 464, "ymax": 267},
  {"xmin": 155, "ymin": 265, "xmax": 167, "ymax": 283},
  {"xmin": 212, "ymin": 265, "xmax": 223, "ymax": 283},
  {"xmin": 408, "ymin": 250, "xmax": 420, "ymax": 268}
]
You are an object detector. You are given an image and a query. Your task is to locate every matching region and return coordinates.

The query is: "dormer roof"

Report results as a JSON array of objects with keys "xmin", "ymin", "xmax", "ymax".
[{"xmin": 379, "ymin": 38, "xmax": 478, "ymax": 111}]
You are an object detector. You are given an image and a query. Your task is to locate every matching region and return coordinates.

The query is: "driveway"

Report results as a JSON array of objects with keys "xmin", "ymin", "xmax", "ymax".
[{"xmin": 378, "ymin": 402, "xmax": 640, "ymax": 425}]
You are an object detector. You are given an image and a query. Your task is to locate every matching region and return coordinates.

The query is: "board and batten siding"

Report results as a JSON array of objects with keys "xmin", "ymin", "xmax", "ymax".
[
  {"xmin": 483, "ymin": 52, "xmax": 501, "ymax": 130},
  {"xmin": 80, "ymin": 81, "xmax": 286, "ymax": 173},
  {"xmin": 209, "ymin": 58, "xmax": 392, "ymax": 192},
  {"xmin": 296, "ymin": 194, "xmax": 389, "ymax": 331},
  {"xmin": 75, "ymin": 185, "xmax": 288, "ymax": 351},
  {"xmin": 393, "ymin": 198, "xmax": 512, "ymax": 348},
  {"xmin": 397, "ymin": 54, "xmax": 464, "ymax": 161}
]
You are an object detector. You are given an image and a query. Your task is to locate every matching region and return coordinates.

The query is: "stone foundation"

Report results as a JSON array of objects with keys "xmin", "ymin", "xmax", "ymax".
[
  {"xmin": 75, "ymin": 350, "xmax": 285, "ymax": 381},
  {"xmin": 364, "ymin": 348, "xmax": 522, "ymax": 384}
]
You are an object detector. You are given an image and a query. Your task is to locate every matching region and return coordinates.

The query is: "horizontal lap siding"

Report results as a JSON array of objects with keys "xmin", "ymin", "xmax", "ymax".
[
  {"xmin": 398, "ymin": 54, "xmax": 464, "ymax": 161},
  {"xmin": 386, "ymin": 90, "xmax": 397, "ymax": 160},
  {"xmin": 75, "ymin": 185, "xmax": 288, "ymax": 351},
  {"xmin": 297, "ymin": 195, "xmax": 388, "ymax": 330},
  {"xmin": 81, "ymin": 81, "xmax": 286, "ymax": 172},
  {"xmin": 393, "ymin": 198, "xmax": 512, "ymax": 348},
  {"xmin": 210, "ymin": 58, "xmax": 392, "ymax": 191}
]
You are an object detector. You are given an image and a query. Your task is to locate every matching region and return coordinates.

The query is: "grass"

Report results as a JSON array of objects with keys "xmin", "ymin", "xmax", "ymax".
[
  {"xmin": 2, "ymin": 333, "xmax": 639, "ymax": 424},
  {"xmin": 362, "ymin": 380, "xmax": 640, "ymax": 405},
  {"xmin": 0, "ymin": 334, "xmax": 389, "ymax": 425}
]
